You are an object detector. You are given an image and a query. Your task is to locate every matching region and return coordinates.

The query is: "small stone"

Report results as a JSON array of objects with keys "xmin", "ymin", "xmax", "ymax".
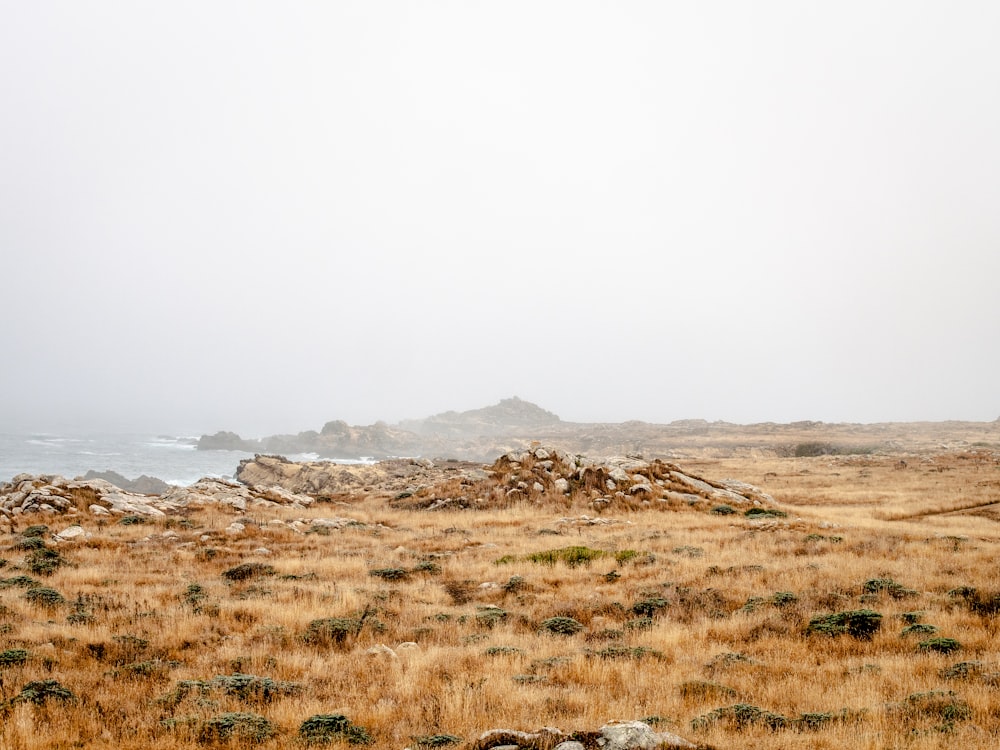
[{"xmin": 54, "ymin": 525, "xmax": 88, "ymax": 541}]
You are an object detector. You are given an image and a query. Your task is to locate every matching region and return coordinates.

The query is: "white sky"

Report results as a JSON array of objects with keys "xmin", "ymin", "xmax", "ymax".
[{"xmin": 2, "ymin": 2, "xmax": 998, "ymax": 435}]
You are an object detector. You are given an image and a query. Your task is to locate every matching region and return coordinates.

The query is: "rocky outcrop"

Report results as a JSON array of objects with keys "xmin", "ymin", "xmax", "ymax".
[
  {"xmin": 0, "ymin": 474, "xmax": 314, "ymax": 527},
  {"xmin": 465, "ymin": 721, "xmax": 705, "ymax": 750},
  {"xmin": 235, "ymin": 454, "xmax": 486, "ymax": 499},
  {"xmin": 197, "ymin": 430, "xmax": 260, "ymax": 452},
  {"xmin": 388, "ymin": 445, "xmax": 774, "ymax": 512}
]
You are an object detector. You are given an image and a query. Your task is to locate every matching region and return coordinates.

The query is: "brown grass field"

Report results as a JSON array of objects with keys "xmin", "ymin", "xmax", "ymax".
[{"xmin": 1, "ymin": 449, "xmax": 999, "ymax": 749}]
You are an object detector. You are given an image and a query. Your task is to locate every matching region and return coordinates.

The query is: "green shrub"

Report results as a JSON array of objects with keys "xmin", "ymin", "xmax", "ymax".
[
  {"xmin": 502, "ymin": 575, "xmax": 526, "ymax": 593},
  {"xmin": 540, "ymin": 616, "xmax": 584, "ymax": 635},
  {"xmin": 23, "ymin": 586, "xmax": 66, "ymax": 607},
  {"xmin": 805, "ymin": 610, "xmax": 882, "ymax": 639},
  {"xmin": 862, "ymin": 578, "xmax": 917, "ymax": 599},
  {"xmin": 897, "ymin": 690, "xmax": 971, "ymax": 727},
  {"xmin": 631, "ymin": 597, "xmax": 668, "ymax": 617},
  {"xmin": 611, "ymin": 549, "xmax": 641, "ymax": 565},
  {"xmin": 221, "ymin": 563, "xmax": 276, "ymax": 582},
  {"xmin": 919, "ymin": 637, "xmax": 961, "ymax": 655},
  {"xmin": 948, "ymin": 586, "xmax": 1000, "ymax": 616},
  {"xmin": 11, "ymin": 536, "xmax": 46, "ymax": 551},
  {"xmin": 939, "ymin": 661, "xmax": 984, "ymax": 680},
  {"xmin": 9, "ymin": 679, "xmax": 75, "ymax": 705},
  {"xmin": 771, "ymin": 591, "xmax": 798, "ymax": 607},
  {"xmin": 590, "ymin": 645, "xmax": 663, "ymax": 661},
  {"xmin": 901, "ymin": 623, "xmax": 938, "ymax": 637},
  {"xmin": 184, "ymin": 583, "xmax": 208, "ymax": 611},
  {"xmin": 208, "ymin": 673, "xmax": 302, "ymax": 702},
  {"xmin": 22, "ymin": 525, "xmax": 49, "ymax": 538},
  {"xmin": 0, "ymin": 649, "xmax": 29, "ymax": 667},
  {"xmin": 23, "ymin": 547, "xmax": 70, "ymax": 576},
  {"xmin": 369, "ymin": 567, "xmax": 410, "ymax": 581},
  {"xmin": 118, "ymin": 515, "xmax": 147, "ymax": 525},
  {"xmin": 475, "ymin": 606, "xmax": 507, "ymax": 628},
  {"xmin": 411, "ymin": 734, "xmax": 462, "ymax": 748},
  {"xmin": 299, "ymin": 714, "xmax": 372, "ymax": 745},
  {"xmin": 412, "ymin": 561, "xmax": 441, "ymax": 575},
  {"xmin": 0, "ymin": 575, "xmax": 40, "ymax": 589},
  {"xmin": 745, "ymin": 508, "xmax": 787, "ymax": 518},
  {"xmin": 692, "ymin": 703, "xmax": 789, "ymax": 731},
  {"xmin": 197, "ymin": 712, "xmax": 275, "ymax": 745},
  {"xmin": 524, "ymin": 546, "xmax": 606, "ymax": 567}
]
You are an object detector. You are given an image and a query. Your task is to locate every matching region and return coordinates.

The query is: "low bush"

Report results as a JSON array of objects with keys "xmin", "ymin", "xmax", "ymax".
[
  {"xmin": 900, "ymin": 623, "xmax": 938, "ymax": 637},
  {"xmin": 411, "ymin": 734, "xmax": 462, "ymax": 747},
  {"xmin": 744, "ymin": 507, "xmax": 787, "ymax": 519},
  {"xmin": 919, "ymin": 637, "xmax": 961, "ymax": 655},
  {"xmin": 630, "ymin": 596, "xmax": 668, "ymax": 617},
  {"xmin": 197, "ymin": 712, "xmax": 275, "ymax": 745},
  {"xmin": 221, "ymin": 563, "xmax": 276, "ymax": 582},
  {"xmin": 8, "ymin": 679, "xmax": 75, "ymax": 705},
  {"xmin": 862, "ymin": 578, "xmax": 917, "ymax": 599},
  {"xmin": 208, "ymin": 673, "xmax": 303, "ymax": 702},
  {"xmin": 23, "ymin": 547, "xmax": 70, "ymax": 576},
  {"xmin": 475, "ymin": 606, "xmax": 507, "ymax": 628},
  {"xmin": 539, "ymin": 616, "xmax": 584, "ymax": 635},
  {"xmin": 805, "ymin": 610, "xmax": 882, "ymax": 639},
  {"xmin": 589, "ymin": 645, "xmax": 664, "ymax": 661},
  {"xmin": 692, "ymin": 703, "xmax": 789, "ymax": 731},
  {"xmin": 0, "ymin": 649, "xmax": 29, "ymax": 667},
  {"xmin": 522, "ymin": 546, "xmax": 606, "ymax": 567},
  {"xmin": 299, "ymin": 714, "xmax": 372, "ymax": 745},
  {"xmin": 23, "ymin": 586, "xmax": 66, "ymax": 607},
  {"xmin": 369, "ymin": 567, "xmax": 410, "ymax": 581}
]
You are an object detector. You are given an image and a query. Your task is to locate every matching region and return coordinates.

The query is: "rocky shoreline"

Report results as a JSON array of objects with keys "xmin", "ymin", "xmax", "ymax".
[{"xmin": 0, "ymin": 445, "xmax": 777, "ymax": 533}]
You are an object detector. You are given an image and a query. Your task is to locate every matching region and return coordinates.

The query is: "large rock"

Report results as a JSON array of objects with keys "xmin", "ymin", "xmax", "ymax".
[{"xmin": 467, "ymin": 721, "xmax": 702, "ymax": 750}]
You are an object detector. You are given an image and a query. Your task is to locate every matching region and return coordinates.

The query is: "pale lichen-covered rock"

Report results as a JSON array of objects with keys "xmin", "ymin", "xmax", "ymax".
[
  {"xmin": 466, "ymin": 721, "xmax": 701, "ymax": 750},
  {"xmin": 598, "ymin": 721, "xmax": 698, "ymax": 749},
  {"xmin": 0, "ymin": 473, "xmax": 320, "ymax": 520}
]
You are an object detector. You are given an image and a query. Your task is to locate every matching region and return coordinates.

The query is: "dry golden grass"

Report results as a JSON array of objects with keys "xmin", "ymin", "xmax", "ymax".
[{"xmin": 1, "ymin": 451, "xmax": 999, "ymax": 748}]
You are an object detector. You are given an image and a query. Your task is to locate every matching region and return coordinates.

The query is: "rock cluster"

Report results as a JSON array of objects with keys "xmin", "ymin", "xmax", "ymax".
[
  {"xmin": 464, "ymin": 720, "xmax": 705, "ymax": 750},
  {"xmin": 0, "ymin": 474, "xmax": 314, "ymax": 530},
  {"xmin": 389, "ymin": 445, "xmax": 775, "ymax": 512},
  {"xmin": 235, "ymin": 454, "xmax": 486, "ymax": 499}
]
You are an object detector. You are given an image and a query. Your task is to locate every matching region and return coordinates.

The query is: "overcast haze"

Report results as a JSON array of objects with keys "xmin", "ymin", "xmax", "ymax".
[{"xmin": 2, "ymin": 2, "xmax": 998, "ymax": 436}]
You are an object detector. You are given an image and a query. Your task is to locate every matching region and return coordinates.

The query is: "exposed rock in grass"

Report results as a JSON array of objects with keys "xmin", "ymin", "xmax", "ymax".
[
  {"xmin": 0, "ymin": 474, "xmax": 314, "ymax": 519},
  {"xmin": 467, "ymin": 721, "xmax": 701, "ymax": 750}
]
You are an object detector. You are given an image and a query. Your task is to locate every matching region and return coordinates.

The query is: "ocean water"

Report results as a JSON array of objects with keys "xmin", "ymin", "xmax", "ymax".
[{"xmin": 0, "ymin": 434, "xmax": 256, "ymax": 487}]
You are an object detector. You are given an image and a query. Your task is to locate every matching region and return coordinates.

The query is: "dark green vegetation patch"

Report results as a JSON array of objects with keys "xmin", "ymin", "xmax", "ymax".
[{"xmin": 805, "ymin": 609, "xmax": 882, "ymax": 639}]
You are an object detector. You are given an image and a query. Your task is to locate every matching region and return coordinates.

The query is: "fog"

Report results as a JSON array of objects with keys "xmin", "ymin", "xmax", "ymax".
[{"xmin": 2, "ymin": 2, "xmax": 998, "ymax": 437}]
